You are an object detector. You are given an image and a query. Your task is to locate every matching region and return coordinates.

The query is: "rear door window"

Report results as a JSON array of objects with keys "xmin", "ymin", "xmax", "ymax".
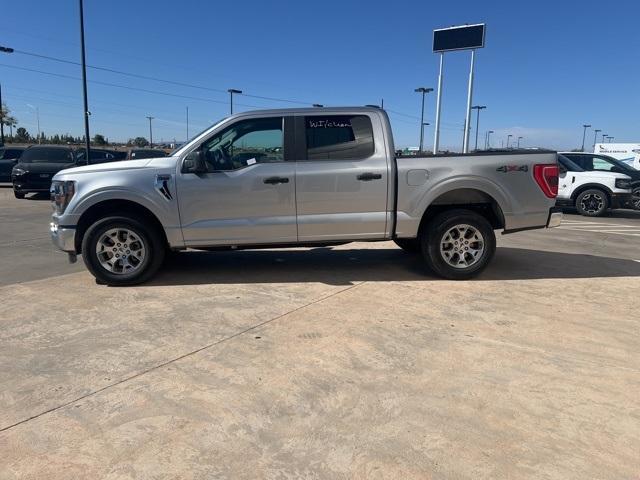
[{"xmin": 304, "ymin": 115, "xmax": 374, "ymax": 160}]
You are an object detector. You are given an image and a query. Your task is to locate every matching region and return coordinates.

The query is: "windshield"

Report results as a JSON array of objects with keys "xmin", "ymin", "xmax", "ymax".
[
  {"xmin": 558, "ymin": 155, "xmax": 584, "ymax": 172},
  {"xmin": 19, "ymin": 147, "xmax": 73, "ymax": 163},
  {"xmin": 596, "ymin": 155, "xmax": 637, "ymax": 172},
  {"xmin": 171, "ymin": 116, "xmax": 228, "ymax": 157}
]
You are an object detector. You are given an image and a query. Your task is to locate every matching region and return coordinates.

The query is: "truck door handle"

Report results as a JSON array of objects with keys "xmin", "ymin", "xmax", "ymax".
[
  {"xmin": 263, "ymin": 176, "xmax": 289, "ymax": 185},
  {"xmin": 357, "ymin": 172, "xmax": 382, "ymax": 181}
]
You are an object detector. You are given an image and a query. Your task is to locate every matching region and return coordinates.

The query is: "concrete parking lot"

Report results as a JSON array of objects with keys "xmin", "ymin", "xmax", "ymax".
[{"xmin": 1, "ymin": 186, "xmax": 639, "ymax": 479}]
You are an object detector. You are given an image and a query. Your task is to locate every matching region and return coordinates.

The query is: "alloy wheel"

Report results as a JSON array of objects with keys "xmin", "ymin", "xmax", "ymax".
[
  {"xmin": 580, "ymin": 193, "xmax": 604, "ymax": 215},
  {"xmin": 95, "ymin": 228, "xmax": 146, "ymax": 274},
  {"xmin": 439, "ymin": 224, "xmax": 485, "ymax": 269}
]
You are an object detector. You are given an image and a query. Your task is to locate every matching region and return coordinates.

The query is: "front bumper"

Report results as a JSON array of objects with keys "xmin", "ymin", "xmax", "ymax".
[
  {"xmin": 547, "ymin": 207, "xmax": 563, "ymax": 228},
  {"xmin": 610, "ymin": 192, "xmax": 632, "ymax": 209},
  {"xmin": 50, "ymin": 222, "xmax": 76, "ymax": 253}
]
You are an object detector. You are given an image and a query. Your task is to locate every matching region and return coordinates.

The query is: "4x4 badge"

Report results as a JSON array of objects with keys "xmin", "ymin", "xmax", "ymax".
[{"xmin": 496, "ymin": 165, "xmax": 528, "ymax": 173}]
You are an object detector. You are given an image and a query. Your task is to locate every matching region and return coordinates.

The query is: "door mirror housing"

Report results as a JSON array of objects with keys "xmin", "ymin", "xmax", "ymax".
[{"xmin": 182, "ymin": 149, "xmax": 207, "ymax": 174}]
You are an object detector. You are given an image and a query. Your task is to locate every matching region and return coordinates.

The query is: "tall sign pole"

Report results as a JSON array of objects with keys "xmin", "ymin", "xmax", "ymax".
[
  {"xmin": 432, "ymin": 23, "xmax": 485, "ymax": 154},
  {"xmin": 433, "ymin": 53, "xmax": 444, "ymax": 154},
  {"xmin": 462, "ymin": 50, "xmax": 475, "ymax": 153}
]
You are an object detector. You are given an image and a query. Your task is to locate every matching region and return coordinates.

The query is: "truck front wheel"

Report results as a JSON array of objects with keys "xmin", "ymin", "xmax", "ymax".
[
  {"xmin": 421, "ymin": 209, "xmax": 496, "ymax": 280},
  {"xmin": 81, "ymin": 215, "xmax": 165, "ymax": 286}
]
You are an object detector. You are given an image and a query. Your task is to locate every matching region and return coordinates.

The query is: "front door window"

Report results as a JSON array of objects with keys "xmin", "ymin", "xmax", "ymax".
[{"xmin": 201, "ymin": 117, "xmax": 284, "ymax": 171}]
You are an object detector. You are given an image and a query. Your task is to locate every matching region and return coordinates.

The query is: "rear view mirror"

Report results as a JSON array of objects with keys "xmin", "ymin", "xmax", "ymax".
[{"xmin": 182, "ymin": 150, "xmax": 207, "ymax": 174}]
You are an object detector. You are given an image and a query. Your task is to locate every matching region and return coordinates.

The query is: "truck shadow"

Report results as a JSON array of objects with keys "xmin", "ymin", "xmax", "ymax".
[{"xmin": 149, "ymin": 246, "xmax": 640, "ymax": 286}]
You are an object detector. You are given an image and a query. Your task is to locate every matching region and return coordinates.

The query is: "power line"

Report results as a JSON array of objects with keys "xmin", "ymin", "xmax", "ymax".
[
  {"xmin": 12, "ymin": 49, "xmax": 315, "ymax": 106},
  {"xmin": 6, "ymin": 48, "xmax": 435, "ymax": 117},
  {"xmin": 2, "ymin": 48, "xmax": 462, "ymax": 134},
  {"xmin": 0, "ymin": 63, "xmax": 262, "ymax": 108}
]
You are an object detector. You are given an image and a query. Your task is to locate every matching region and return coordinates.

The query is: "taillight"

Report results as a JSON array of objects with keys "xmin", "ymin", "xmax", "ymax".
[{"xmin": 533, "ymin": 164, "xmax": 559, "ymax": 198}]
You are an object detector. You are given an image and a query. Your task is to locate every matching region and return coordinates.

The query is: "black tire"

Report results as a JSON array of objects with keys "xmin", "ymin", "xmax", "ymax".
[
  {"xmin": 13, "ymin": 190, "xmax": 25, "ymax": 199},
  {"xmin": 631, "ymin": 187, "xmax": 640, "ymax": 211},
  {"xmin": 81, "ymin": 215, "xmax": 165, "ymax": 286},
  {"xmin": 575, "ymin": 188, "xmax": 609, "ymax": 217},
  {"xmin": 420, "ymin": 209, "xmax": 496, "ymax": 280},
  {"xmin": 394, "ymin": 238, "xmax": 421, "ymax": 254}
]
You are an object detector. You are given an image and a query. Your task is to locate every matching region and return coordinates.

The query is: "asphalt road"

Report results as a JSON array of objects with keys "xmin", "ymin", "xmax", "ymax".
[{"xmin": 1, "ymin": 186, "xmax": 639, "ymax": 479}]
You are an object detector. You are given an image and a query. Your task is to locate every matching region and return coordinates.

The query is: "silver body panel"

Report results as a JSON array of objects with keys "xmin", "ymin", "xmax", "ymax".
[{"xmin": 51, "ymin": 107, "xmax": 557, "ymax": 254}]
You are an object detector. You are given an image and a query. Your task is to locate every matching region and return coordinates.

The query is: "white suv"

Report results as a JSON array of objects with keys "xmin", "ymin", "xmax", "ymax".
[{"xmin": 556, "ymin": 154, "xmax": 633, "ymax": 216}]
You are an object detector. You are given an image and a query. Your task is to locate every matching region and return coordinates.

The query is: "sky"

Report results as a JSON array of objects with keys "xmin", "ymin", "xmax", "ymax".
[{"xmin": 1, "ymin": 0, "xmax": 638, "ymax": 150}]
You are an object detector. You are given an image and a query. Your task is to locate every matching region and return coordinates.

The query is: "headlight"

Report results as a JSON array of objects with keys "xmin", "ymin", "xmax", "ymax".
[
  {"xmin": 615, "ymin": 178, "xmax": 631, "ymax": 189},
  {"xmin": 50, "ymin": 180, "xmax": 76, "ymax": 215},
  {"xmin": 12, "ymin": 167, "xmax": 26, "ymax": 176}
]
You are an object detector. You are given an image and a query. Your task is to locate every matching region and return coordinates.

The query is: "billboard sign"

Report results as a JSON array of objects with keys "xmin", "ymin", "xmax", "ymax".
[
  {"xmin": 433, "ymin": 24, "xmax": 486, "ymax": 53},
  {"xmin": 594, "ymin": 143, "xmax": 640, "ymax": 169}
]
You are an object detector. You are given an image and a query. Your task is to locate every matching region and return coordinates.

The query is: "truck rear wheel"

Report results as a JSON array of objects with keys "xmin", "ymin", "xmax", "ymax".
[
  {"xmin": 81, "ymin": 215, "xmax": 165, "ymax": 286},
  {"xmin": 420, "ymin": 209, "xmax": 496, "ymax": 280},
  {"xmin": 575, "ymin": 188, "xmax": 609, "ymax": 217}
]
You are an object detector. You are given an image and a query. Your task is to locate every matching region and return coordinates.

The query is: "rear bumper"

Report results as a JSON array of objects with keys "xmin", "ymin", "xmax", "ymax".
[
  {"xmin": 503, "ymin": 206, "xmax": 562, "ymax": 234},
  {"xmin": 50, "ymin": 222, "xmax": 76, "ymax": 253}
]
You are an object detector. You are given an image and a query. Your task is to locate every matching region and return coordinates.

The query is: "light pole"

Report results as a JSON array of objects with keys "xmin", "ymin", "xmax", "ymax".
[
  {"xmin": 471, "ymin": 105, "xmax": 486, "ymax": 151},
  {"xmin": 78, "ymin": 0, "xmax": 91, "ymax": 163},
  {"xmin": 608, "ymin": 136, "xmax": 614, "ymax": 143},
  {"xmin": 312, "ymin": 104, "xmax": 323, "ymax": 108},
  {"xmin": 228, "ymin": 88, "xmax": 242, "ymax": 115},
  {"xmin": 485, "ymin": 130, "xmax": 494, "ymax": 149},
  {"xmin": 415, "ymin": 87, "xmax": 433, "ymax": 152},
  {"xmin": 601, "ymin": 133, "xmax": 607, "ymax": 143},
  {"xmin": 593, "ymin": 129, "xmax": 601, "ymax": 149},
  {"xmin": 517, "ymin": 136, "xmax": 523, "ymax": 148},
  {"xmin": 0, "ymin": 46, "xmax": 15, "ymax": 146},
  {"xmin": 27, "ymin": 104, "xmax": 41, "ymax": 143},
  {"xmin": 507, "ymin": 134, "xmax": 513, "ymax": 148},
  {"xmin": 0, "ymin": 82, "xmax": 4, "ymax": 146},
  {"xmin": 146, "ymin": 116, "xmax": 154, "ymax": 147},
  {"xmin": 186, "ymin": 106, "xmax": 189, "ymax": 141},
  {"xmin": 581, "ymin": 124, "xmax": 591, "ymax": 151}
]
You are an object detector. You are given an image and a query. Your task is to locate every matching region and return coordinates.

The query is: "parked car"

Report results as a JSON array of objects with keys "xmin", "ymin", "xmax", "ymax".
[
  {"xmin": 556, "ymin": 154, "xmax": 633, "ymax": 216},
  {"xmin": 128, "ymin": 149, "xmax": 167, "ymax": 160},
  {"xmin": 0, "ymin": 146, "xmax": 26, "ymax": 182},
  {"xmin": 561, "ymin": 152, "xmax": 640, "ymax": 210},
  {"xmin": 12, "ymin": 145, "xmax": 80, "ymax": 198},
  {"xmin": 50, "ymin": 107, "xmax": 561, "ymax": 285},
  {"xmin": 12, "ymin": 146, "xmax": 127, "ymax": 198},
  {"xmin": 76, "ymin": 148, "xmax": 127, "ymax": 164}
]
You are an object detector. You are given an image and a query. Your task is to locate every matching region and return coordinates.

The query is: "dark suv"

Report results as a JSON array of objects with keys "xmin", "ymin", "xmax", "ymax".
[
  {"xmin": 0, "ymin": 146, "xmax": 26, "ymax": 182},
  {"xmin": 11, "ymin": 146, "xmax": 124, "ymax": 198}
]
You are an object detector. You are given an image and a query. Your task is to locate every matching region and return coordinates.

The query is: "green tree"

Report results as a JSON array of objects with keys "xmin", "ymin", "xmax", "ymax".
[
  {"xmin": 132, "ymin": 136, "xmax": 149, "ymax": 147},
  {"xmin": 93, "ymin": 134, "xmax": 107, "ymax": 145},
  {"xmin": 1, "ymin": 102, "xmax": 18, "ymax": 142},
  {"xmin": 15, "ymin": 127, "xmax": 30, "ymax": 143}
]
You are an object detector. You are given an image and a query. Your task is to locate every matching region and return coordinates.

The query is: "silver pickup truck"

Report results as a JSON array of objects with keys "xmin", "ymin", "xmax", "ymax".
[{"xmin": 50, "ymin": 107, "xmax": 561, "ymax": 285}]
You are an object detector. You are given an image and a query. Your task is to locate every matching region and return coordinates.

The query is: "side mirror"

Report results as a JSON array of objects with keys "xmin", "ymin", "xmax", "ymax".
[{"xmin": 182, "ymin": 149, "xmax": 207, "ymax": 174}]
